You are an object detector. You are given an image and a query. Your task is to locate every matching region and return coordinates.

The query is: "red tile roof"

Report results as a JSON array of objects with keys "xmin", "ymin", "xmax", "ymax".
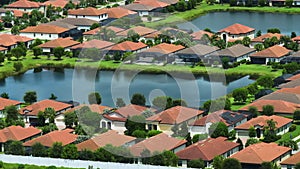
[
  {"xmin": 130, "ymin": 133, "xmax": 186, "ymax": 157},
  {"xmin": 231, "ymin": 142, "xmax": 291, "ymax": 164},
  {"xmin": 7, "ymin": 0, "xmax": 43, "ymax": 8},
  {"xmin": 108, "ymin": 41, "xmax": 147, "ymax": 51},
  {"xmin": 68, "ymin": 7, "xmax": 107, "ymax": 16},
  {"xmin": 235, "ymin": 115, "xmax": 292, "ymax": 130},
  {"xmin": 43, "ymin": 0, "xmax": 68, "ymax": 8},
  {"xmin": 0, "ymin": 126, "xmax": 41, "ymax": 143},
  {"xmin": 77, "ymin": 130, "xmax": 136, "ymax": 151},
  {"xmin": 250, "ymin": 45, "xmax": 290, "ymax": 58},
  {"xmin": 71, "ymin": 39, "xmax": 114, "ymax": 50},
  {"xmin": 23, "ymin": 130, "xmax": 77, "ymax": 147},
  {"xmin": 191, "ymin": 30, "xmax": 214, "ymax": 41},
  {"xmin": 66, "ymin": 104, "xmax": 112, "ymax": 114},
  {"xmin": 39, "ymin": 37, "xmax": 80, "ymax": 49},
  {"xmin": 218, "ymin": 23, "xmax": 255, "ymax": 35},
  {"xmin": 142, "ymin": 43, "xmax": 185, "ymax": 55},
  {"xmin": 292, "ymin": 36, "xmax": 300, "ymax": 42},
  {"xmin": 287, "ymin": 74, "xmax": 300, "ymax": 81},
  {"xmin": 275, "ymin": 86, "xmax": 300, "ymax": 95},
  {"xmin": 20, "ymin": 99, "xmax": 72, "ymax": 116},
  {"xmin": 113, "ymin": 104, "xmax": 150, "ymax": 118},
  {"xmin": 12, "ymin": 10, "xmax": 25, "ymax": 18},
  {"xmin": 251, "ymin": 33, "xmax": 283, "ymax": 43},
  {"xmin": 103, "ymin": 114, "xmax": 126, "ymax": 122},
  {"xmin": 0, "ymin": 97, "xmax": 21, "ymax": 111},
  {"xmin": 281, "ymin": 151, "xmax": 300, "ymax": 165},
  {"xmin": 134, "ymin": 0, "xmax": 169, "ymax": 8},
  {"xmin": 83, "ymin": 26, "xmax": 125, "ymax": 36},
  {"xmin": 0, "ymin": 34, "xmax": 33, "ymax": 47},
  {"xmin": 102, "ymin": 7, "xmax": 137, "ymax": 19},
  {"xmin": 176, "ymin": 137, "xmax": 239, "ymax": 161},
  {"xmin": 147, "ymin": 106, "xmax": 204, "ymax": 124},
  {"xmin": 0, "ymin": 46, "xmax": 7, "ymax": 51},
  {"xmin": 116, "ymin": 26, "xmax": 157, "ymax": 37},
  {"xmin": 20, "ymin": 24, "xmax": 69, "ymax": 34},
  {"xmin": 239, "ymin": 100, "xmax": 300, "ymax": 115}
]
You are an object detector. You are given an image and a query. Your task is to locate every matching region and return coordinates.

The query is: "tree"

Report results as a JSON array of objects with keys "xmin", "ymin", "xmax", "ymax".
[
  {"xmin": 283, "ymin": 62, "xmax": 300, "ymax": 74},
  {"xmin": 242, "ymin": 37, "xmax": 251, "ymax": 47},
  {"xmin": 31, "ymin": 142, "xmax": 47, "ymax": 157},
  {"xmin": 209, "ymin": 122, "xmax": 229, "ymax": 138},
  {"xmin": 161, "ymin": 151, "xmax": 178, "ymax": 167},
  {"xmin": 127, "ymin": 30, "xmax": 140, "ymax": 42},
  {"xmin": 147, "ymin": 130, "xmax": 162, "ymax": 137},
  {"xmin": 185, "ymin": 132, "xmax": 192, "ymax": 146},
  {"xmin": 192, "ymin": 134, "xmax": 208, "ymax": 143},
  {"xmin": 245, "ymin": 138, "xmax": 259, "ymax": 147},
  {"xmin": 37, "ymin": 111, "xmax": 46, "ymax": 126},
  {"xmin": 262, "ymin": 105, "xmax": 274, "ymax": 116},
  {"xmin": 53, "ymin": 47, "xmax": 64, "ymax": 60},
  {"xmin": 49, "ymin": 142, "xmax": 63, "ymax": 158},
  {"xmin": 64, "ymin": 111, "xmax": 78, "ymax": 128},
  {"xmin": 202, "ymin": 97, "xmax": 231, "ymax": 112},
  {"xmin": 77, "ymin": 107, "xmax": 102, "ymax": 136},
  {"xmin": 278, "ymin": 140, "xmax": 299, "ymax": 150},
  {"xmin": 23, "ymin": 91, "xmax": 37, "ymax": 104},
  {"xmin": 11, "ymin": 25, "xmax": 19, "ymax": 35},
  {"xmin": 254, "ymin": 44, "xmax": 264, "ymax": 51},
  {"xmin": 285, "ymin": 0, "xmax": 293, "ymax": 7},
  {"xmin": 256, "ymin": 30, "xmax": 262, "ymax": 37},
  {"xmin": 13, "ymin": 62, "xmax": 23, "ymax": 72},
  {"xmin": 176, "ymin": 1, "xmax": 187, "ymax": 11},
  {"xmin": 232, "ymin": 88, "xmax": 249, "ymax": 103},
  {"xmin": 257, "ymin": 76, "xmax": 273, "ymax": 89},
  {"xmin": 152, "ymin": 96, "xmax": 173, "ymax": 110},
  {"xmin": 0, "ymin": 52, "xmax": 5, "ymax": 66},
  {"xmin": 291, "ymin": 32, "xmax": 297, "ymax": 38},
  {"xmin": 32, "ymin": 46, "xmax": 42, "ymax": 59},
  {"xmin": 293, "ymin": 110, "xmax": 300, "ymax": 122},
  {"xmin": 212, "ymin": 155, "xmax": 225, "ymax": 169},
  {"xmin": 0, "ymin": 92, "xmax": 9, "ymax": 99},
  {"xmin": 4, "ymin": 105, "xmax": 20, "ymax": 126},
  {"xmin": 229, "ymin": 0, "xmax": 237, "ymax": 6},
  {"xmin": 79, "ymin": 149, "xmax": 95, "ymax": 160},
  {"xmin": 187, "ymin": 159, "xmax": 205, "ymax": 168},
  {"xmin": 249, "ymin": 126, "xmax": 257, "ymax": 137},
  {"xmin": 267, "ymin": 28, "xmax": 281, "ymax": 34},
  {"xmin": 172, "ymin": 99, "xmax": 188, "ymax": 107},
  {"xmin": 131, "ymin": 93, "xmax": 146, "ymax": 106},
  {"xmin": 11, "ymin": 47, "xmax": 26, "ymax": 60},
  {"xmin": 247, "ymin": 84, "xmax": 259, "ymax": 95},
  {"xmin": 260, "ymin": 162, "xmax": 280, "ymax": 169},
  {"xmin": 222, "ymin": 158, "xmax": 242, "ymax": 169},
  {"xmin": 248, "ymin": 106, "xmax": 259, "ymax": 118},
  {"xmin": 132, "ymin": 129, "xmax": 147, "ymax": 138},
  {"xmin": 295, "ymin": 162, "xmax": 300, "ymax": 169},
  {"xmin": 62, "ymin": 144, "xmax": 78, "ymax": 159},
  {"xmin": 116, "ymin": 98, "xmax": 126, "ymax": 107},
  {"xmin": 124, "ymin": 115, "xmax": 146, "ymax": 136},
  {"xmin": 44, "ymin": 107, "xmax": 56, "ymax": 123},
  {"xmin": 4, "ymin": 140, "xmax": 24, "ymax": 155},
  {"xmin": 49, "ymin": 93, "xmax": 57, "ymax": 100},
  {"xmin": 236, "ymin": 138, "xmax": 244, "ymax": 150},
  {"xmin": 88, "ymin": 92, "xmax": 101, "ymax": 104},
  {"xmin": 90, "ymin": 23, "xmax": 100, "ymax": 30}
]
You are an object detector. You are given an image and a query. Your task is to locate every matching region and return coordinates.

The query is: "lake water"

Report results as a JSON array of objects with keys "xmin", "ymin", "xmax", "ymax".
[
  {"xmin": 0, "ymin": 69, "xmax": 254, "ymax": 108},
  {"xmin": 178, "ymin": 12, "xmax": 300, "ymax": 35}
]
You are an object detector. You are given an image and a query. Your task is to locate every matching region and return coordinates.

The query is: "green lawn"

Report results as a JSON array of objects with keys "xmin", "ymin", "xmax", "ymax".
[
  {"xmin": 1, "ymin": 163, "xmax": 83, "ymax": 169},
  {"xmin": 145, "ymin": 3, "xmax": 300, "ymax": 28},
  {"xmin": 276, "ymin": 124, "xmax": 300, "ymax": 143}
]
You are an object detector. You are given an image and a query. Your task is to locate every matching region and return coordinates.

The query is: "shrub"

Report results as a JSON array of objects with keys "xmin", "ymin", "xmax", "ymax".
[
  {"xmin": 0, "ymin": 161, "xmax": 3, "ymax": 168},
  {"xmin": 46, "ymin": 166, "xmax": 57, "ymax": 169},
  {"xmin": 18, "ymin": 164, "xmax": 25, "ymax": 169},
  {"xmin": 289, "ymin": 124, "xmax": 297, "ymax": 132},
  {"xmin": 13, "ymin": 62, "xmax": 23, "ymax": 71}
]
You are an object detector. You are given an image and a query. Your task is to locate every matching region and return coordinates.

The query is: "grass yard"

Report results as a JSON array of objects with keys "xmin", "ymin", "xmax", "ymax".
[
  {"xmin": 276, "ymin": 124, "xmax": 300, "ymax": 143},
  {"xmin": 1, "ymin": 163, "xmax": 83, "ymax": 169}
]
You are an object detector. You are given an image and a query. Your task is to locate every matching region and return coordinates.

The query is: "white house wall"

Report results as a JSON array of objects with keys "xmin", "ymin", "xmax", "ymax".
[
  {"xmin": 67, "ymin": 14, "xmax": 108, "ymax": 22},
  {"xmin": 20, "ymin": 32, "xmax": 60, "ymax": 40}
]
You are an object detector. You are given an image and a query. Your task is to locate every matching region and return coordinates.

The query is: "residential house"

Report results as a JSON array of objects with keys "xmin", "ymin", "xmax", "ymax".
[
  {"xmin": 231, "ymin": 142, "xmax": 292, "ymax": 168},
  {"xmin": 66, "ymin": 104, "xmax": 112, "ymax": 115},
  {"xmin": 43, "ymin": 0, "xmax": 69, "ymax": 10},
  {"xmin": 258, "ymin": 92, "xmax": 300, "ymax": 104},
  {"xmin": 101, "ymin": 7, "xmax": 137, "ymax": 25},
  {"xmin": 67, "ymin": 7, "xmax": 108, "ymax": 23},
  {"xmin": 281, "ymin": 51, "xmax": 300, "ymax": 64},
  {"xmin": 235, "ymin": 115, "xmax": 292, "ymax": 138},
  {"xmin": 130, "ymin": 133, "xmax": 186, "ymax": 163},
  {"xmin": 0, "ymin": 97, "xmax": 21, "ymax": 118},
  {"xmin": 207, "ymin": 44, "xmax": 256, "ymax": 64},
  {"xmin": 20, "ymin": 99, "xmax": 73, "ymax": 124},
  {"xmin": 158, "ymin": 0, "xmax": 179, "ymax": 5},
  {"xmin": 281, "ymin": 151, "xmax": 300, "ymax": 169},
  {"xmin": 190, "ymin": 30, "xmax": 214, "ymax": 43},
  {"xmin": 11, "ymin": 9, "xmax": 25, "ymax": 18},
  {"xmin": 292, "ymin": 36, "xmax": 300, "ymax": 44},
  {"xmin": 105, "ymin": 41, "xmax": 148, "ymax": 56},
  {"xmin": 83, "ymin": 26, "xmax": 125, "ymax": 41},
  {"xmin": 189, "ymin": 110, "xmax": 247, "ymax": 136},
  {"xmin": 55, "ymin": 18, "xmax": 99, "ymax": 32},
  {"xmin": 0, "ymin": 47, "xmax": 7, "ymax": 53},
  {"xmin": 176, "ymin": 137, "xmax": 240, "ymax": 168},
  {"xmin": 20, "ymin": 24, "xmax": 74, "ymax": 40},
  {"xmin": 273, "ymin": 74, "xmax": 294, "ymax": 86},
  {"xmin": 133, "ymin": 0, "xmax": 169, "ymax": 15},
  {"xmin": 276, "ymin": 86, "xmax": 300, "ymax": 95},
  {"xmin": 38, "ymin": 37, "xmax": 80, "ymax": 53},
  {"xmin": 239, "ymin": 99, "xmax": 300, "ymax": 116},
  {"xmin": 218, "ymin": 23, "xmax": 255, "ymax": 42},
  {"xmin": 176, "ymin": 44, "xmax": 219, "ymax": 63},
  {"xmin": 0, "ymin": 8, "xmax": 12, "ymax": 17},
  {"xmin": 136, "ymin": 43, "xmax": 185, "ymax": 63},
  {"xmin": 286, "ymin": 74, "xmax": 300, "ymax": 82},
  {"xmin": 116, "ymin": 26, "xmax": 157, "ymax": 39},
  {"xmin": 0, "ymin": 126, "xmax": 41, "ymax": 152},
  {"xmin": 71, "ymin": 39, "xmax": 115, "ymax": 51},
  {"xmin": 23, "ymin": 130, "xmax": 77, "ymax": 148},
  {"xmin": 143, "ymin": 27, "xmax": 189, "ymax": 42},
  {"xmin": 46, "ymin": 20, "xmax": 82, "ymax": 39},
  {"xmin": 0, "ymin": 34, "xmax": 34, "ymax": 50},
  {"xmin": 6, "ymin": 0, "xmax": 46, "ymax": 13},
  {"xmin": 279, "ymin": 78, "xmax": 300, "ymax": 89},
  {"xmin": 146, "ymin": 106, "xmax": 204, "ymax": 133},
  {"xmin": 250, "ymin": 45, "xmax": 291, "ymax": 64},
  {"xmin": 250, "ymin": 33, "xmax": 283, "ymax": 48},
  {"xmin": 122, "ymin": 3, "xmax": 155, "ymax": 17},
  {"xmin": 76, "ymin": 130, "xmax": 136, "ymax": 151}
]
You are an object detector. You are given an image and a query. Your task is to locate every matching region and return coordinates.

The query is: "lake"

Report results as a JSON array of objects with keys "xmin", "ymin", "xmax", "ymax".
[
  {"xmin": 0, "ymin": 68, "xmax": 254, "ymax": 108},
  {"xmin": 177, "ymin": 11, "xmax": 300, "ymax": 35}
]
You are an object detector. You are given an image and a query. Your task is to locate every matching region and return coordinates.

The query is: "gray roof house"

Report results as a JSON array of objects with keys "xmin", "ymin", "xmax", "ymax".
[{"xmin": 176, "ymin": 44, "xmax": 219, "ymax": 63}]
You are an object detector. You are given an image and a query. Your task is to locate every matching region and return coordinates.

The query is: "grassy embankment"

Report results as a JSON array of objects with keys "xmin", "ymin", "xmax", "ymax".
[
  {"xmin": 1, "ymin": 163, "xmax": 83, "ymax": 169},
  {"xmin": 145, "ymin": 3, "xmax": 300, "ymax": 28}
]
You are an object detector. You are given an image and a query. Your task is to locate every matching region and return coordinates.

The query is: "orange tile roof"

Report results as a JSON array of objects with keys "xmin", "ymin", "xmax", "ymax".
[
  {"xmin": 239, "ymin": 100, "xmax": 300, "ymax": 115},
  {"xmin": 0, "ymin": 126, "xmax": 41, "ymax": 143},
  {"xmin": 250, "ymin": 45, "xmax": 290, "ymax": 58},
  {"xmin": 83, "ymin": 26, "xmax": 125, "ymax": 36},
  {"xmin": 275, "ymin": 86, "xmax": 300, "ymax": 95},
  {"xmin": 116, "ymin": 26, "xmax": 157, "ymax": 37},
  {"xmin": 281, "ymin": 151, "xmax": 300, "ymax": 165},
  {"xmin": 20, "ymin": 99, "xmax": 72, "ymax": 116},
  {"xmin": 66, "ymin": 104, "xmax": 112, "ymax": 114},
  {"xmin": 191, "ymin": 30, "xmax": 214, "ymax": 41},
  {"xmin": 68, "ymin": 7, "xmax": 107, "ymax": 16},
  {"xmin": 0, "ymin": 97, "xmax": 21, "ymax": 111},
  {"xmin": 20, "ymin": 24, "xmax": 69, "ymax": 34},
  {"xmin": 287, "ymin": 74, "xmax": 300, "ymax": 81},
  {"xmin": 134, "ymin": 0, "xmax": 169, "ymax": 8},
  {"xmin": 7, "ymin": 0, "xmax": 43, "ymax": 8},
  {"xmin": 142, "ymin": 43, "xmax": 185, "ymax": 55},
  {"xmin": 113, "ymin": 104, "xmax": 150, "ymax": 118},
  {"xmin": 0, "ymin": 46, "xmax": 7, "ymax": 51},
  {"xmin": 71, "ymin": 39, "xmax": 114, "ymax": 50},
  {"xmin": 176, "ymin": 137, "xmax": 239, "ymax": 161},
  {"xmin": 39, "ymin": 37, "xmax": 80, "ymax": 49},
  {"xmin": 251, "ymin": 33, "xmax": 283, "ymax": 43},
  {"xmin": 292, "ymin": 36, "xmax": 300, "ymax": 42},
  {"xmin": 231, "ymin": 142, "xmax": 291, "ymax": 164},
  {"xmin": 235, "ymin": 115, "xmax": 292, "ymax": 130},
  {"xmin": 23, "ymin": 130, "xmax": 77, "ymax": 147},
  {"xmin": 108, "ymin": 41, "xmax": 147, "ymax": 51},
  {"xmin": 0, "ymin": 34, "xmax": 33, "ymax": 47},
  {"xmin": 279, "ymin": 79, "xmax": 300, "ymax": 89},
  {"xmin": 12, "ymin": 10, "xmax": 25, "ymax": 17},
  {"xmin": 77, "ymin": 130, "xmax": 136, "ymax": 151},
  {"xmin": 43, "ymin": 0, "xmax": 68, "ymax": 8},
  {"xmin": 218, "ymin": 23, "xmax": 255, "ymax": 35},
  {"xmin": 130, "ymin": 133, "xmax": 187, "ymax": 157},
  {"xmin": 147, "ymin": 106, "xmax": 204, "ymax": 124},
  {"xmin": 102, "ymin": 114, "xmax": 126, "ymax": 122},
  {"xmin": 102, "ymin": 7, "xmax": 137, "ymax": 19}
]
